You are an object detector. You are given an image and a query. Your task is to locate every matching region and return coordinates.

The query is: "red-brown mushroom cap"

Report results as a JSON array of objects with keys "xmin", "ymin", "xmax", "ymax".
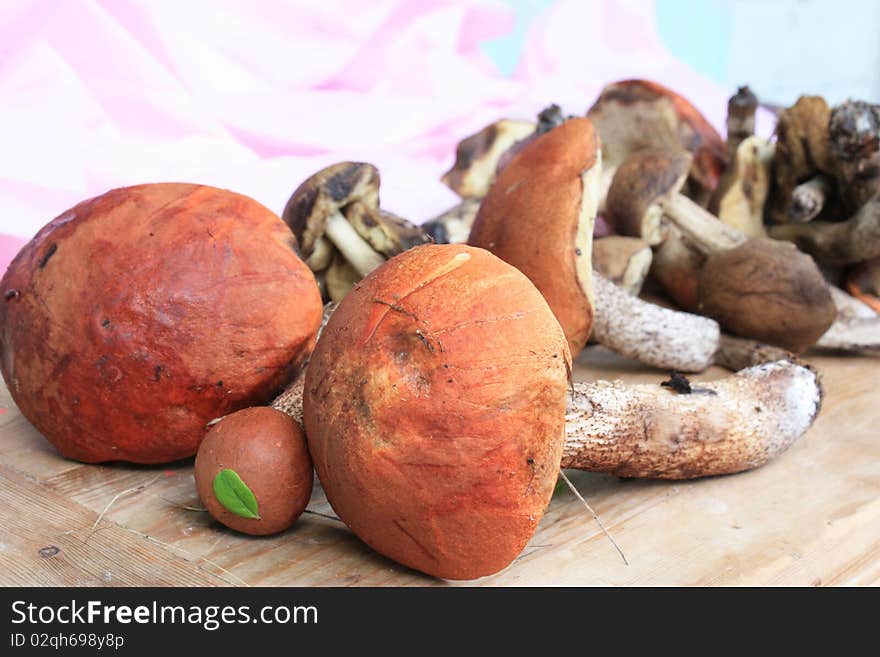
[
  {"xmin": 0, "ymin": 184, "xmax": 323, "ymax": 464},
  {"xmin": 605, "ymin": 149, "xmax": 692, "ymax": 244},
  {"xmin": 587, "ymin": 79, "xmax": 726, "ymax": 195},
  {"xmin": 303, "ymin": 244, "xmax": 571, "ymax": 580},
  {"xmin": 195, "ymin": 407, "xmax": 313, "ymax": 536},
  {"xmin": 467, "ymin": 117, "xmax": 600, "ymax": 355}
]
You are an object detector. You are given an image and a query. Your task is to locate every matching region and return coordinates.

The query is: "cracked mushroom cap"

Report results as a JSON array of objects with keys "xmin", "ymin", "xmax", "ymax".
[
  {"xmin": 605, "ymin": 149, "xmax": 691, "ymax": 245},
  {"xmin": 468, "ymin": 117, "xmax": 601, "ymax": 355},
  {"xmin": 587, "ymin": 79, "xmax": 726, "ymax": 195},
  {"xmin": 304, "ymin": 244, "xmax": 571, "ymax": 580},
  {"xmin": 441, "ymin": 119, "xmax": 536, "ymax": 199}
]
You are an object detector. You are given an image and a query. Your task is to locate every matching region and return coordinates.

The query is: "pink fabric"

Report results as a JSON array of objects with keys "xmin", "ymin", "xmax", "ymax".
[{"xmin": 0, "ymin": 0, "xmax": 734, "ymax": 271}]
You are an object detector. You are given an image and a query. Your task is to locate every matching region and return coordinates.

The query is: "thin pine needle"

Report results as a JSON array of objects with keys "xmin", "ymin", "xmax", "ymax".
[{"xmin": 558, "ymin": 469, "xmax": 629, "ymax": 566}]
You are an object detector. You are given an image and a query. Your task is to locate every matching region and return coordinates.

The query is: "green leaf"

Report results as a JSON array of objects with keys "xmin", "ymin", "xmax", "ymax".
[{"xmin": 213, "ymin": 469, "xmax": 260, "ymax": 519}]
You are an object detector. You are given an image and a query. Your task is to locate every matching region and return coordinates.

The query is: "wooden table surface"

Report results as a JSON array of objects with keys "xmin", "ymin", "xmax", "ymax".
[{"xmin": 1, "ymin": 346, "xmax": 877, "ymax": 587}]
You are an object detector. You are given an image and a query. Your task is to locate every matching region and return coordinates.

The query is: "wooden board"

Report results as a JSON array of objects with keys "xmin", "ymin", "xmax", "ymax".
[{"xmin": 1, "ymin": 346, "xmax": 878, "ymax": 587}]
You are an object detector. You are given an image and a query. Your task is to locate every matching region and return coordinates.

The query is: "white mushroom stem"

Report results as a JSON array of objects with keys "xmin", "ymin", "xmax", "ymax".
[
  {"xmin": 663, "ymin": 193, "xmax": 745, "ymax": 253},
  {"xmin": 789, "ymin": 174, "xmax": 831, "ymax": 223},
  {"xmin": 562, "ymin": 360, "xmax": 822, "ymax": 479},
  {"xmin": 815, "ymin": 316, "xmax": 880, "ymax": 352},
  {"xmin": 592, "ymin": 274, "xmax": 720, "ymax": 372},
  {"xmin": 324, "ymin": 211, "xmax": 386, "ymax": 276}
]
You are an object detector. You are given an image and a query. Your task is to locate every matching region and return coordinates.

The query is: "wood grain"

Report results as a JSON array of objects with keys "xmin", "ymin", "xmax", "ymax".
[{"xmin": 0, "ymin": 346, "xmax": 877, "ymax": 586}]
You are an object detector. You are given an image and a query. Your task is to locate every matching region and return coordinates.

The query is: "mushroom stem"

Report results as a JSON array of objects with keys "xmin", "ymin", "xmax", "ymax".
[
  {"xmin": 324, "ymin": 210, "xmax": 386, "ymax": 276},
  {"xmin": 663, "ymin": 192, "xmax": 745, "ymax": 253},
  {"xmin": 815, "ymin": 315, "xmax": 880, "ymax": 352},
  {"xmin": 715, "ymin": 334, "xmax": 795, "ymax": 371},
  {"xmin": 592, "ymin": 273, "xmax": 720, "ymax": 372},
  {"xmin": 561, "ymin": 360, "xmax": 822, "ymax": 479},
  {"xmin": 597, "ymin": 165, "xmax": 617, "ymax": 214},
  {"xmin": 768, "ymin": 194, "xmax": 880, "ymax": 265},
  {"xmin": 789, "ymin": 174, "xmax": 831, "ymax": 223}
]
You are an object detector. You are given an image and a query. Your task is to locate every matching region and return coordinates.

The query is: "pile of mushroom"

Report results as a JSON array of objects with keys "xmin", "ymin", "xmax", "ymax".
[
  {"xmin": 428, "ymin": 80, "xmax": 880, "ymax": 370},
  {"xmin": 289, "ymin": 243, "xmax": 822, "ymax": 579}
]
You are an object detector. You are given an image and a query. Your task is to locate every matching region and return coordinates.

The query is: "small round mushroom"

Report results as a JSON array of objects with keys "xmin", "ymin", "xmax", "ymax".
[
  {"xmin": 468, "ymin": 116, "xmax": 600, "ymax": 355},
  {"xmin": 282, "ymin": 162, "xmax": 429, "ymax": 302},
  {"xmin": 195, "ymin": 407, "xmax": 313, "ymax": 536}
]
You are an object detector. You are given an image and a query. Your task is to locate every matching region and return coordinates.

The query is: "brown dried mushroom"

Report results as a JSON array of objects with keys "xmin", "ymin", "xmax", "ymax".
[
  {"xmin": 698, "ymin": 238, "xmax": 836, "ymax": 352},
  {"xmin": 441, "ymin": 119, "xmax": 535, "ymax": 199},
  {"xmin": 587, "ymin": 79, "xmax": 727, "ymax": 207},
  {"xmin": 282, "ymin": 162, "xmax": 429, "ymax": 302}
]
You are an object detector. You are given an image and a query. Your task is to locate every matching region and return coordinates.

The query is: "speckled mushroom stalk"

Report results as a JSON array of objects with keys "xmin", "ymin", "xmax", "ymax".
[
  {"xmin": 562, "ymin": 360, "xmax": 822, "ymax": 479},
  {"xmin": 592, "ymin": 275, "xmax": 719, "ymax": 372}
]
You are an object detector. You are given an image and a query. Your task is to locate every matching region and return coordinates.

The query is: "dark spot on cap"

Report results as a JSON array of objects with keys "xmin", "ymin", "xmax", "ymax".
[
  {"xmin": 101, "ymin": 318, "xmax": 111, "ymax": 328},
  {"xmin": 452, "ymin": 123, "xmax": 498, "ymax": 176},
  {"xmin": 154, "ymin": 365, "xmax": 164, "ymax": 381},
  {"xmin": 39, "ymin": 546, "xmax": 60, "ymax": 558},
  {"xmin": 4, "ymin": 289, "xmax": 19, "ymax": 301},
  {"xmin": 326, "ymin": 164, "xmax": 367, "ymax": 202},
  {"xmin": 216, "ymin": 380, "xmax": 223, "ymax": 387}
]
